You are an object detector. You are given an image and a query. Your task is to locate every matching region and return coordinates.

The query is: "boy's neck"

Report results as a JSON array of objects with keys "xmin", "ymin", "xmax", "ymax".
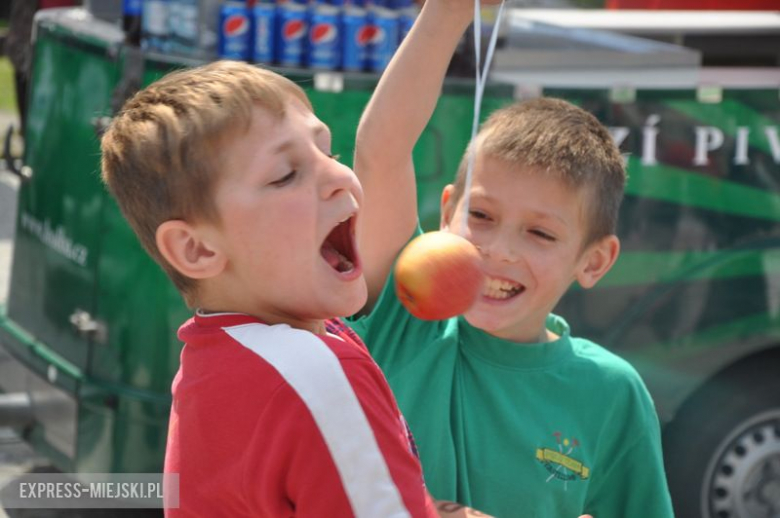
[
  {"xmin": 195, "ymin": 278, "xmax": 329, "ymax": 335},
  {"xmin": 197, "ymin": 306, "xmax": 328, "ymax": 335},
  {"xmin": 480, "ymin": 324, "xmax": 559, "ymax": 344}
]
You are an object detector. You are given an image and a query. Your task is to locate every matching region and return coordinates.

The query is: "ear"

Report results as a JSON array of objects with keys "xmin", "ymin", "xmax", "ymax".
[
  {"xmin": 439, "ymin": 184, "xmax": 456, "ymax": 231},
  {"xmin": 575, "ymin": 235, "xmax": 620, "ymax": 289},
  {"xmin": 156, "ymin": 220, "xmax": 227, "ymax": 281}
]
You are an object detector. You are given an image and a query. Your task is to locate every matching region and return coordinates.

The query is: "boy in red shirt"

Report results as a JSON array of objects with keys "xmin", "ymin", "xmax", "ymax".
[{"xmin": 100, "ymin": 61, "xmax": 453, "ymax": 517}]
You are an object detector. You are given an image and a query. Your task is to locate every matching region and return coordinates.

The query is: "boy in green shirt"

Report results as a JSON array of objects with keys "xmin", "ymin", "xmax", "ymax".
[{"xmin": 349, "ymin": 0, "xmax": 675, "ymax": 516}]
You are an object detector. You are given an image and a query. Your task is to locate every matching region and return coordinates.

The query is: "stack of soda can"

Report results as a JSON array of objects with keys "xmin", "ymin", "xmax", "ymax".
[
  {"xmin": 136, "ymin": 0, "xmax": 418, "ymax": 72},
  {"xmin": 223, "ymin": 0, "xmax": 418, "ymax": 72}
]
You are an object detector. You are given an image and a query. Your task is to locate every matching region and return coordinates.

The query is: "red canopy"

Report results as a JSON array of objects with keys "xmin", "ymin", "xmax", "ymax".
[{"xmin": 39, "ymin": 0, "xmax": 78, "ymax": 9}]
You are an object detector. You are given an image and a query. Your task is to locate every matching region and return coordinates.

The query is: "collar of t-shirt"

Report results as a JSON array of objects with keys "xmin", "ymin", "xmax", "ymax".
[{"xmin": 458, "ymin": 314, "xmax": 574, "ymax": 370}]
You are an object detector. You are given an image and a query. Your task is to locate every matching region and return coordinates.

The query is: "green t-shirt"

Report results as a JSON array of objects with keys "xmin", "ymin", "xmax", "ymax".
[{"xmin": 348, "ymin": 264, "xmax": 674, "ymax": 517}]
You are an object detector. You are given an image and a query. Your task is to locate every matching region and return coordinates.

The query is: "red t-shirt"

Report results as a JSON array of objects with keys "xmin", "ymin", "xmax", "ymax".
[{"xmin": 164, "ymin": 312, "xmax": 436, "ymax": 517}]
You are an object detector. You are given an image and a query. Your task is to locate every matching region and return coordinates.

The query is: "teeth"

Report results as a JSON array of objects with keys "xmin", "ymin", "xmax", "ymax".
[
  {"xmin": 486, "ymin": 277, "xmax": 519, "ymax": 291},
  {"xmin": 336, "ymin": 250, "xmax": 354, "ymax": 272},
  {"xmin": 339, "ymin": 214, "xmax": 353, "ymax": 224},
  {"xmin": 483, "ymin": 277, "xmax": 522, "ymax": 299}
]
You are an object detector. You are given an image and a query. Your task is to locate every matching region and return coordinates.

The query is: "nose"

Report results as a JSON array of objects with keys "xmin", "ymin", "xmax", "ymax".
[
  {"xmin": 318, "ymin": 155, "xmax": 360, "ymax": 201},
  {"xmin": 474, "ymin": 232, "xmax": 521, "ymax": 264}
]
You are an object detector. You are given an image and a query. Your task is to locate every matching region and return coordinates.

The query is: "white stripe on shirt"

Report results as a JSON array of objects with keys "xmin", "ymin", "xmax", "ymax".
[{"xmin": 224, "ymin": 323, "xmax": 411, "ymax": 518}]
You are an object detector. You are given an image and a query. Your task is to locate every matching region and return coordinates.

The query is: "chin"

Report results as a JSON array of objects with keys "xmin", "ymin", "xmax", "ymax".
[
  {"xmin": 332, "ymin": 280, "xmax": 368, "ymax": 318},
  {"xmin": 464, "ymin": 309, "xmax": 499, "ymax": 332},
  {"xmin": 463, "ymin": 307, "xmax": 516, "ymax": 336}
]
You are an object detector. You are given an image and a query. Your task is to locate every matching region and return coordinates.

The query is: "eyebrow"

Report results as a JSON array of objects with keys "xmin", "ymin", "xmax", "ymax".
[
  {"xmin": 271, "ymin": 123, "xmax": 329, "ymax": 155},
  {"xmin": 531, "ymin": 211, "xmax": 568, "ymax": 226},
  {"xmin": 469, "ymin": 192, "xmax": 568, "ymax": 225}
]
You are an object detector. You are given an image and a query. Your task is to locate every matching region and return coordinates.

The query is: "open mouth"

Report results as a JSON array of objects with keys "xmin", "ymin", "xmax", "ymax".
[
  {"xmin": 321, "ymin": 215, "xmax": 358, "ymax": 274},
  {"xmin": 483, "ymin": 277, "xmax": 524, "ymax": 300}
]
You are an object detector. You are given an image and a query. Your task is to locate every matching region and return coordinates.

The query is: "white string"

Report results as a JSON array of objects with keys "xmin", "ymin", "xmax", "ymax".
[{"xmin": 459, "ymin": 0, "xmax": 506, "ymax": 237}]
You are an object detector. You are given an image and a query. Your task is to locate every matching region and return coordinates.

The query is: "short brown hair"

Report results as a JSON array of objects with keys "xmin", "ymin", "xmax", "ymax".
[
  {"xmin": 101, "ymin": 60, "xmax": 310, "ymax": 305},
  {"xmin": 452, "ymin": 97, "xmax": 626, "ymax": 246}
]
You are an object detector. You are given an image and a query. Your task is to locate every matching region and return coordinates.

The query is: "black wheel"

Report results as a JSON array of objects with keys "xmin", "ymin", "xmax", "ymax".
[{"xmin": 663, "ymin": 363, "xmax": 780, "ymax": 518}]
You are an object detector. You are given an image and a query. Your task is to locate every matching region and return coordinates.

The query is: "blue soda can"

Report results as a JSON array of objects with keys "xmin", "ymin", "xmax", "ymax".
[
  {"xmin": 342, "ymin": 0, "xmax": 369, "ymax": 72},
  {"xmin": 219, "ymin": 1, "xmax": 251, "ymax": 61},
  {"xmin": 276, "ymin": 0, "xmax": 309, "ymax": 67},
  {"xmin": 252, "ymin": 2, "xmax": 277, "ymax": 64},
  {"xmin": 308, "ymin": 0, "xmax": 341, "ymax": 70},
  {"xmin": 367, "ymin": 0, "xmax": 399, "ymax": 73},
  {"xmin": 396, "ymin": 0, "xmax": 417, "ymax": 44}
]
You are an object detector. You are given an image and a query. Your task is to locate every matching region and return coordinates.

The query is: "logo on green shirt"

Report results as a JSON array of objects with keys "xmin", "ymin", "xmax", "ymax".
[{"xmin": 536, "ymin": 432, "xmax": 590, "ymax": 489}]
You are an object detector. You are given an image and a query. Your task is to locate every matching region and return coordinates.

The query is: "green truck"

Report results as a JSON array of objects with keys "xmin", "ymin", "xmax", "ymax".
[{"xmin": 0, "ymin": 6, "xmax": 778, "ymax": 517}]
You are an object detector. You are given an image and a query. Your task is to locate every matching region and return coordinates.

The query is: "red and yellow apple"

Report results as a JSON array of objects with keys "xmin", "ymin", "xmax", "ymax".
[{"xmin": 394, "ymin": 231, "xmax": 484, "ymax": 320}]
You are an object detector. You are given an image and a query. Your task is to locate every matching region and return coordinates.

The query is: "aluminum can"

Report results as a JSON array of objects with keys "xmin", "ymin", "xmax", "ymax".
[
  {"xmin": 276, "ymin": 0, "xmax": 308, "ymax": 67},
  {"xmin": 366, "ymin": 0, "xmax": 398, "ymax": 73},
  {"xmin": 341, "ymin": 0, "xmax": 369, "ymax": 71},
  {"xmin": 252, "ymin": 2, "xmax": 277, "ymax": 64},
  {"xmin": 396, "ymin": 0, "xmax": 416, "ymax": 44},
  {"xmin": 308, "ymin": 0, "xmax": 341, "ymax": 70},
  {"xmin": 219, "ymin": 1, "xmax": 252, "ymax": 60}
]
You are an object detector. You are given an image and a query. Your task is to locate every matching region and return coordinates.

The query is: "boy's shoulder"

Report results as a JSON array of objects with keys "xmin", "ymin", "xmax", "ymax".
[
  {"xmin": 175, "ymin": 314, "xmax": 386, "ymax": 410},
  {"xmin": 177, "ymin": 314, "xmax": 376, "ymax": 392},
  {"xmin": 567, "ymin": 333, "xmax": 648, "ymax": 392},
  {"xmin": 547, "ymin": 314, "xmax": 641, "ymax": 383}
]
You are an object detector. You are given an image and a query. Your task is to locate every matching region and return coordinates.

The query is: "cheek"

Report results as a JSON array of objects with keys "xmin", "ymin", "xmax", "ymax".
[{"xmin": 463, "ymin": 226, "xmax": 486, "ymax": 249}]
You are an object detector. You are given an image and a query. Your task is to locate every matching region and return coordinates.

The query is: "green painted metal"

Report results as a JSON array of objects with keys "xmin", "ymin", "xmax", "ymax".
[
  {"xmin": 600, "ymin": 247, "xmax": 780, "ymax": 287},
  {"xmin": 624, "ymin": 158, "xmax": 780, "ymax": 221}
]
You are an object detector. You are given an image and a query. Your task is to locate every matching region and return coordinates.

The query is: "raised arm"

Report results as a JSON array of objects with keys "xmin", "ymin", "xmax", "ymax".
[{"xmin": 354, "ymin": 0, "xmax": 475, "ymax": 311}]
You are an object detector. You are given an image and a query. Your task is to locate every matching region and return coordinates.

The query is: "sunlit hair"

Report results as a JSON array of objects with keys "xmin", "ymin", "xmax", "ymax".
[
  {"xmin": 101, "ymin": 60, "xmax": 311, "ymax": 305},
  {"xmin": 452, "ymin": 97, "xmax": 626, "ymax": 247}
]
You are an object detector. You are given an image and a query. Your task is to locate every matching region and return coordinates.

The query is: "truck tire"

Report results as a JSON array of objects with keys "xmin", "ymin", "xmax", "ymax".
[{"xmin": 663, "ymin": 364, "xmax": 780, "ymax": 518}]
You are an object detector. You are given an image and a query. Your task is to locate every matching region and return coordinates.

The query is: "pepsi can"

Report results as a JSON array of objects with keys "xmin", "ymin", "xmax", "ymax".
[
  {"xmin": 396, "ymin": 0, "xmax": 417, "ymax": 44},
  {"xmin": 308, "ymin": 0, "xmax": 341, "ymax": 70},
  {"xmin": 367, "ymin": 0, "xmax": 399, "ymax": 73},
  {"xmin": 219, "ymin": 1, "xmax": 251, "ymax": 61},
  {"xmin": 252, "ymin": 2, "xmax": 276, "ymax": 64},
  {"xmin": 276, "ymin": 0, "xmax": 308, "ymax": 67},
  {"xmin": 342, "ymin": 0, "xmax": 369, "ymax": 72}
]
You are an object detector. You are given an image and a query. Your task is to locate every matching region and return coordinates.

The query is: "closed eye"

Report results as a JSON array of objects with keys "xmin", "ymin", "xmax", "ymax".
[
  {"xmin": 531, "ymin": 229, "xmax": 556, "ymax": 241},
  {"xmin": 270, "ymin": 170, "xmax": 297, "ymax": 187},
  {"xmin": 469, "ymin": 210, "xmax": 491, "ymax": 221}
]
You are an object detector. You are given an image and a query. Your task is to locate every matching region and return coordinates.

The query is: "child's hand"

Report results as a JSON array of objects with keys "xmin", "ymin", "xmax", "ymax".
[
  {"xmin": 422, "ymin": 0, "xmax": 503, "ymax": 25},
  {"xmin": 435, "ymin": 500, "xmax": 493, "ymax": 517}
]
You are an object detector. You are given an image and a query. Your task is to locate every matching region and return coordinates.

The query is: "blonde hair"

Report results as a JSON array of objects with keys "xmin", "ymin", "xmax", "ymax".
[
  {"xmin": 453, "ymin": 97, "xmax": 626, "ymax": 246},
  {"xmin": 101, "ymin": 60, "xmax": 311, "ymax": 305}
]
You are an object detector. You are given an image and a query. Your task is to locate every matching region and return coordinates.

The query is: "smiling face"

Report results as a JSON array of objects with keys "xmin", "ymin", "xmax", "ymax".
[
  {"xmin": 200, "ymin": 99, "xmax": 366, "ymax": 332},
  {"xmin": 441, "ymin": 154, "xmax": 602, "ymax": 343}
]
